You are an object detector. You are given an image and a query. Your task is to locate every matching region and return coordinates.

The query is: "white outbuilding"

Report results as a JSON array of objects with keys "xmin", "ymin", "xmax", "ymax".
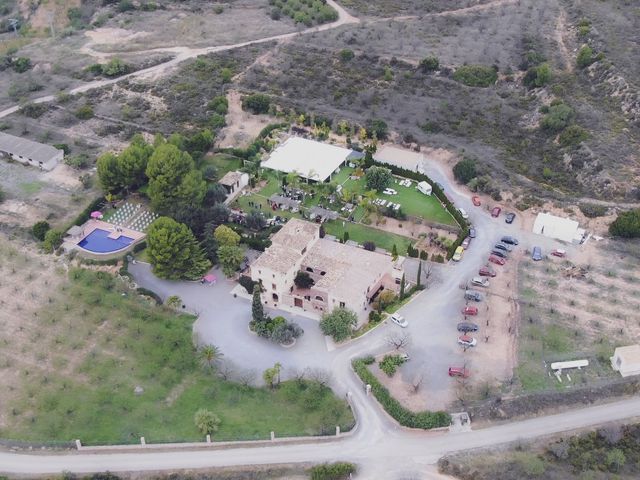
[
  {"xmin": 532, "ymin": 212, "xmax": 585, "ymax": 244},
  {"xmin": 416, "ymin": 181, "xmax": 432, "ymax": 195},
  {"xmin": 611, "ymin": 345, "xmax": 640, "ymax": 377},
  {"xmin": 261, "ymin": 137, "xmax": 358, "ymax": 182},
  {"xmin": 0, "ymin": 132, "xmax": 63, "ymax": 171}
]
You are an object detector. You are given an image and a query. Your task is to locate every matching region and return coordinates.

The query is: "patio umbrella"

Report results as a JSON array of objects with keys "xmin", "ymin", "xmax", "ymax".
[
  {"xmin": 202, "ymin": 274, "xmax": 217, "ymax": 284},
  {"xmin": 90, "ymin": 211, "xmax": 103, "ymax": 219}
]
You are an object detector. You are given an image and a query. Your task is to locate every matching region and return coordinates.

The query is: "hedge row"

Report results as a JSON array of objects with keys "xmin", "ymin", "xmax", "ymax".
[
  {"xmin": 352, "ymin": 358, "xmax": 450, "ymax": 429},
  {"xmin": 363, "ymin": 158, "xmax": 469, "ymax": 259},
  {"xmin": 69, "ymin": 196, "xmax": 106, "ymax": 229}
]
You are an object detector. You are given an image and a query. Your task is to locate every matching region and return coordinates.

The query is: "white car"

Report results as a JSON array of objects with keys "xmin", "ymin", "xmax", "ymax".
[
  {"xmin": 457, "ymin": 208, "xmax": 469, "ymax": 219},
  {"xmin": 390, "ymin": 313, "xmax": 408, "ymax": 328}
]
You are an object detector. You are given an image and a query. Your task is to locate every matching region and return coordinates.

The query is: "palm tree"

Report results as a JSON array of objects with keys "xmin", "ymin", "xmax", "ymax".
[{"xmin": 198, "ymin": 344, "xmax": 223, "ymax": 370}]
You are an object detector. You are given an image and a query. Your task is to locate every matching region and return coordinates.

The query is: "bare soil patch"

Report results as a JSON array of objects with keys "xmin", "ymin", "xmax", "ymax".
[{"xmin": 218, "ymin": 90, "xmax": 275, "ymax": 148}]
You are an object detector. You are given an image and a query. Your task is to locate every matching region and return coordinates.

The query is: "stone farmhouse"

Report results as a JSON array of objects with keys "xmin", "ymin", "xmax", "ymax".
[{"xmin": 250, "ymin": 218, "xmax": 405, "ymax": 324}]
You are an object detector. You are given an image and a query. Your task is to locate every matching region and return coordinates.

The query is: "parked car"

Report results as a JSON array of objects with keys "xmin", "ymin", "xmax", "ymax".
[
  {"xmin": 462, "ymin": 237, "xmax": 471, "ymax": 248},
  {"xmin": 461, "ymin": 306, "xmax": 478, "ymax": 316},
  {"xmin": 471, "ymin": 276, "xmax": 489, "ymax": 287},
  {"xmin": 479, "ymin": 266, "xmax": 496, "ymax": 277},
  {"xmin": 452, "ymin": 246, "xmax": 464, "ymax": 262},
  {"xmin": 472, "ymin": 196, "xmax": 481, "ymax": 206},
  {"xmin": 494, "ymin": 243, "xmax": 513, "ymax": 252},
  {"xmin": 458, "ymin": 335, "xmax": 477, "ymax": 347},
  {"xmin": 491, "ymin": 249, "xmax": 508, "ymax": 259},
  {"xmin": 448, "ymin": 366, "xmax": 470, "ymax": 378},
  {"xmin": 491, "ymin": 206, "xmax": 501, "ymax": 218},
  {"xmin": 469, "ymin": 227, "xmax": 477, "ymax": 238},
  {"xmin": 464, "ymin": 290, "xmax": 483, "ymax": 302},
  {"xmin": 501, "ymin": 235, "xmax": 519, "ymax": 245},
  {"xmin": 390, "ymin": 313, "xmax": 408, "ymax": 328},
  {"xmin": 505, "ymin": 212, "xmax": 516, "ymax": 224},
  {"xmin": 458, "ymin": 207, "xmax": 469, "ymax": 219},
  {"xmin": 457, "ymin": 322, "xmax": 479, "ymax": 333},
  {"xmin": 532, "ymin": 246, "xmax": 543, "ymax": 261},
  {"xmin": 488, "ymin": 255, "xmax": 506, "ymax": 265},
  {"xmin": 551, "ymin": 249, "xmax": 566, "ymax": 258}
]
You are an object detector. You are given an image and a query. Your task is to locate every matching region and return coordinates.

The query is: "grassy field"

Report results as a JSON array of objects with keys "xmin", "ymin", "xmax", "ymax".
[
  {"xmin": 0, "ymin": 263, "xmax": 353, "ymax": 444},
  {"xmin": 323, "ymin": 220, "xmax": 412, "ymax": 253},
  {"xmin": 202, "ymin": 153, "xmax": 244, "ymax": 179}
]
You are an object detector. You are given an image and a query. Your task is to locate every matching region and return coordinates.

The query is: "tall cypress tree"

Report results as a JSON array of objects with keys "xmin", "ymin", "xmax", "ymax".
[
  {"xmin": 416, "ymin": 261, "xmax": 422, "ymax": 288},
  {"xmin": 399, "ymin": 274, "xmax": 406, "ymax": 300},
  {"xmin": 252, "ymin": 284, "xmax": 264, "ymax": 323}
]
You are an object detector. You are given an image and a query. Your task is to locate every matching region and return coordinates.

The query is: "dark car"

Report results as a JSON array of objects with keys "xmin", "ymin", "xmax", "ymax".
[
  {"xmin": 532, "ymin": 246, "xmax": 543, "ymax": 261},
  {"xmin": 491, "ymin": 249, "xmax": 508, "ymax": 259},
  {"xmin": 501, "ymin": 236, "xmax": 519, "ymax": 245},
  {"xmin": 457, "ymin": 322, "xmax": 479, "ymax": 333},
  {"xmin": 469, "ymin": 227, "xmax": 477, "ymax": 238},
  {"xmin": 494, "ymin": 243, "xmax": 513, "ymax": 252},
  {"xmin": 505, "ymin": 212, "xmax": 516, "ymax": 224}
]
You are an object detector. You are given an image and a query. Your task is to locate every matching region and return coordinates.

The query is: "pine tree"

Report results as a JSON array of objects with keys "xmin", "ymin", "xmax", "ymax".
[
  {"xmin": 391, "ymin": 244, "xmax": 398, "ymax": 260},
  {"xmin": 416, "ymin": 260, "xmax": 422, "ymax": 288},
  {"xmin": 399, "ymin": 274, "xmax": 406, "ymax": 299},
  {"xmin": 252, "ymin": 284, "xmax": 264, "ymax": 323}
]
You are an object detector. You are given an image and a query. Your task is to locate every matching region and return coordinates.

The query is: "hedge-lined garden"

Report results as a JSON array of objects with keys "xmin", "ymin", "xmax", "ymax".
[{"xmin": 352, "ymin": 357, "xmax": 450, "ymax": 429}]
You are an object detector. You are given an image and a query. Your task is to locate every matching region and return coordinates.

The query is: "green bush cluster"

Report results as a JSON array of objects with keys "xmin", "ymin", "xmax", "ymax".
[
  {"xmin": 378, "ymin": 355, "xmax": 406, "ymax": 377},
  {"xmin": 579, "ymin": 203, "xmax": 607, "ymax": 218},
  {"xmin": 609, "ymin": 209, "xmax": 640, "ymax": 238},
  {"xmin": 309, "ymin": 462, "xmax": 357, "ymax": 480},
  {"xmin": 352, "ymin": 358, "xmax": 450, "ymax": 429},
  {"xmin": 241, "ymin": 93, "xmax": 271, "ymax": 114},
  {"xmin": 452, "ymin": 65, "xmax": 498, "ymax": 87},
  {"xmin": 268, "ymin": 0, "xmax": 338, "ymax": 26}
]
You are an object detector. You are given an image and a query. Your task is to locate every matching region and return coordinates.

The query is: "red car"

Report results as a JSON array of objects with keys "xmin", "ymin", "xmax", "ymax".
[
  {"xmin": 551, "ymin": 249, "xmax": 566, "ymax": 258},
  {"xmin": 488, "ymin": 255, "xmax": 506, "ymax": 265},
  {"xmin": 479, "ymin": 266, "xmax": 496, "ymax": 277},
  {"xmin": 472, "ymin": 196, "xmax": 481, "ymax": 206},
  {"xmin": 491, "ymin": 206, "xmax": 501, "ymax": 218},
  {"xmin": 448, "ymin": 367, "xmax": 470, "ymax": 378},
  {"xmin": 462, "ymin": 306, "xmax": 478, "ymax": 316}
]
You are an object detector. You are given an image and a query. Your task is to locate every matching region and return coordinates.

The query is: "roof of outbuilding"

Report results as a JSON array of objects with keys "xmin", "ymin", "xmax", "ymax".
[{"xmin": 0, "ymin": 132, "xmax": 62, "ymax": 163}]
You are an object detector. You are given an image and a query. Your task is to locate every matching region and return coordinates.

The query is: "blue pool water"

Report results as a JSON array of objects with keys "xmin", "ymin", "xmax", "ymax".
[{"xmin": 78, "ymin": 228, "xmax": 134, "ymax": 253}]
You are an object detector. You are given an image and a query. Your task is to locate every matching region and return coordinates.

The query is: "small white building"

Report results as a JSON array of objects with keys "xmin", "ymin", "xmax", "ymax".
[
  {"xmin": 218, "ymin": 171, "xmax": 249, "ymax": 205},
  {"xmin": 374, "ymin": 145, "xmax": 425, "ymax": 173},
  {"xmin": 532, "ymin": 212, "xmax": 585, "ymax": 244},
  {"xmin": 261, "ymin": 137, "xmax": 358, "ymax": 182},
  {"xmin": 611, "ymin": 345, "xmax": 640, "ymax": 377},
  {"xmin": 0, "ymin": 132, "xmax": 63, "ymax": 171},
  {"xmin": 416, "ymin": 181, "xmax": 432, "ymax": 196}
]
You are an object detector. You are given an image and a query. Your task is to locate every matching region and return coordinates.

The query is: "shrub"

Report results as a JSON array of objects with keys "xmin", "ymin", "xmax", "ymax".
[
  {"xmin": 208, "ymin": 95, "xmax": 228, "ymax": 115},
  {"xmin": 523, "ymin": 63, "xmax": 552, "ymax": 89},
  {"xmin": 579, "ymin": 203, "xmax": 607, "ymax": 218},
  {"xmin": 559, "ymin": 124, "xmax": 589, "ymax": 147},
  {"xmin": 378, "ymin": 354, "xmax": 406, "ymax": 377},
  {"xmin": 42, "ymin": 229, "xmax": 64, "ymax": 253},
  {"xmin": 238, "ymin": 275, "xmax": 257, "ymax": 294},
  {"xmin": 75, "ymin": 104, "xmax": 94, "ymax": 120},
  {"xmin": 609, "ymin": 209, "xmax": 640, "ymax": 238},
  {"xmin": 540, "ymin": 103, "xmax": 574, "ymax": 132},
  {"xmin": 309, "ymin": 462, "xmax": 356, "ymax": 480},
  {"xmin": 31, "ymin": 221, "xmax": 51, "ymax": 241},
  {"xmin": 577, "ymin": 45, "xmax": 594, "ymax": 68},
  {"xmin": 363, "ymin": 241, "xmax": 376, "ymax": 251},
  {"xmin": 452, "ymin": 65, "xmax": 498, "ymax": 87},
  {"xmin": 194, "ymin": 409, "xmax": 221, "ymax": 435},
  {"xmin": 453, "ymin": 158, "xmax": 477, "ymax": 184},
  {"xmin": 352, "ymin": 358, "xmax": 450, "ymax": 428},
  {"xmin": 419, "ymin": 56, "xmax": 439, "ymax": 73},
  {"xmin": 12, "ymin": 57, "xmax": 31, "ymax": 73},
  {"xmin": 365, "ymin": 118, "xmax": 388, "ymax": 140},
  {"xmin": 368, "ymin": 310, "xmax": 382, "ymax": 323},
  {"xmin": 339, "ymin": 49, "xmax": 354, "ymax": 62},
  {"xmin": 101, "ymin": 57, "xmax": 130, "ymax": 77},
  {"xmin": 20, "ymin": 103, "xmax": 47, "ymax": 118},
  {"xmin": 320, "ymin": 307, "xmax": 357, "ymax": 342},
  {"xmin": 241, "ymin": 93, "xmax": 271, "ymax": 114},
  {"xmin": 136, "ymin": 287, "xmax": 162, "ymax": 305},
  {"xmin": 118, "ymin": 0, "xmax": 135, "ymax": 12}
]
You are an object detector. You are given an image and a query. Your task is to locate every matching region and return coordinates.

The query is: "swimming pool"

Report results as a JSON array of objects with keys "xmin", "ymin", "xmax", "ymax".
[{"xmin": 78, "ymin": 228, "xmax": 134, "ymax": 254}]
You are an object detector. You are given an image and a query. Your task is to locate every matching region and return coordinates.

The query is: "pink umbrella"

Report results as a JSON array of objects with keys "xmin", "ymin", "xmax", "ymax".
[
  {"xmin": 202, "ymin": 274, "xmax": 217, "ymax": 284},
  {"xmin": 90, "ymin": 211, "xmax": 103, "ymax": 219}
]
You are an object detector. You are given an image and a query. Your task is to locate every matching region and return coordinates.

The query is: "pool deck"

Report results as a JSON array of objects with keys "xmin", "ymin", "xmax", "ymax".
[{"xmin": 65, "ymin": 220, "xmax": 146, "ymax": 259}]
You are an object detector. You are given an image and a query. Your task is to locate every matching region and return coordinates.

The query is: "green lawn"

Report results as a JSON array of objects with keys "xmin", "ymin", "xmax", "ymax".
[
  {"xmin": 19, "ymin": 181, "xmax": 44, "ymax": 195},
  {"xmin": 2, "ymin": 268, "xmax": 353, "ymax": 444},
  {"xmin": 323, "ymin": 220, "xmax": 412, "ymax": 253},
  {"xmin": 201, "ymin": 153, "xmax": 244, "ymax": 180}
]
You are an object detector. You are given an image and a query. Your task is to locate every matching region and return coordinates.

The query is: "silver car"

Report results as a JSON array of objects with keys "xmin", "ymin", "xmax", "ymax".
[{"xmin": 390, "ymin": 313, "xmax": 408, "ymax": 328}]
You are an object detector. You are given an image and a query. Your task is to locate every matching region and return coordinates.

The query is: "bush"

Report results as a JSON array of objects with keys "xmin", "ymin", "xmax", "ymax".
[
  {"xmin": 75, "ymin": 104, "xmax": 94, "ymax": 120},
  {"xmin": 339, "ymin": 49, "xmax": 354, "ymax": 62},
  {"xmin": 363, "ymin": 241, "xmax": 376, "ymax": 251},
  {"xmin": 12, "ymin": 56, "xmax": 31, "ymax": 73},
  {"xmin": 320, "ymin": 307, "xmax": 357, "ymax": 342},
  {"xmin": 239, "ymin": 275, "xmax": 257, "ymax": 294},
  {"xmin": 241, "ymin": 93, "xmax": 271, "ymax": 114},
  {"xmin": 136, "ymin": 287, "xmax": 162, "ymax": 305},
  {"xmin": 352, "ymin": 358, "xmax": 450, "ymax": 428},
  {"xmin": 540, "ymin": 103, "xmax": 574, "ymax": 132},
  {"xmin": 42, "ymin": 229, "xmax": 64, "ymax": 253},
  {"xmin": 577, "ymin": 45, "xmax": 594, "ymax": 68},
  {"xmin": 194, "ymin": 408, "xmax": 221, "ymax": 435},
  {"xmin": 559, "ymin": 124, "xmax": 589, "ymax": 147},
  {"xmin": 20, "ymin": 103, "xmax": 47, "ymax": 118},
  {"xmin": 609, "ymin": 209, "xmax": 640, "ymax": 238},
  {"xmin": 101, "ymin": 57, "xmax": 130, "ymax": 77},
  {"xmin": 419, "ymin": 56, "xmax": 439, "ymax": 73},
  {"xmin": 368, "ymin": 310, "xmax": 382, "ymax": 323},
  {"xmin": 378, "ymin": 354, "xmax": 406, "ymax": 377},
  {"xmin": 453, "ymin": 158, "xmax": 477, "ymax": 184},
  {"xmin": 31, "ymin": 221, "xmax": 51, "ymax": 241},
  {"xmin": 523, "ymin": 63, "xmax": 552, "ymax": 89},
  {"xmin": 579, "ymin": 203, "xmax": 607, "ymax": 218},
  {"xmin": 309, "ymin": 462, "xmax": 356, "ymax": 480},
  {"xmin": 452, "ymin": 65, "xmax": 498, "ymax": 87}
]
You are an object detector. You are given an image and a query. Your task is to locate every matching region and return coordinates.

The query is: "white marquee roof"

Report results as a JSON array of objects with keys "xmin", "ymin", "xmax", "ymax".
[
  {"xmin": 533, "ymin": 212, "xmax": 583, "ymax": 243},
  {"xmin": 261, "ymin": 137, "xmax": 353, "ymax": 182}
]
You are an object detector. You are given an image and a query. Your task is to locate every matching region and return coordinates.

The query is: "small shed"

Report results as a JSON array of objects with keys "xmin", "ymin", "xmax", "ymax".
[
  {"xmin": 416, "ymin": 181, "xmax": 432, "ymax": 196},
  {"xmin": 611, "ymin": 345, "xmax": 640, "ymax": 377},
  {"xmin": 218, "ymin": 171, "xmax": 249, "ymax": 204}
]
